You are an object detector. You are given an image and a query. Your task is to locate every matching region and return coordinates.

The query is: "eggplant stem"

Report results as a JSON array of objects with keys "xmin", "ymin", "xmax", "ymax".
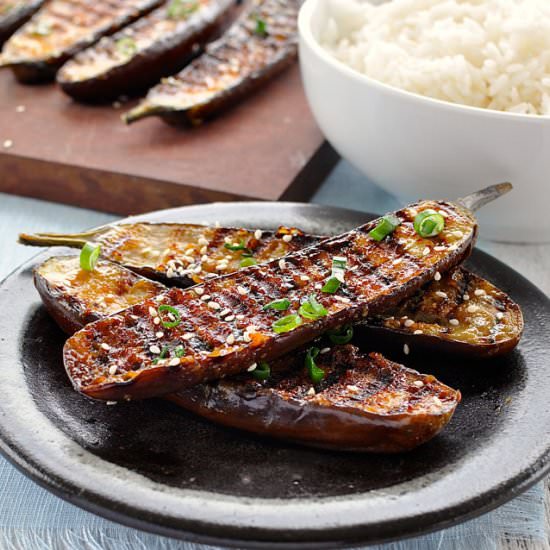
[
  {"xmin": 18, "ymin": 228, "xmax": 107, "ymax": 248},
  {"xmin": 457, "ymin": 182, "xmax": 513, "ymax": 212},
  {"xmin": 122, "ymin": 103, "xmax": 162, "ymax": 125}
]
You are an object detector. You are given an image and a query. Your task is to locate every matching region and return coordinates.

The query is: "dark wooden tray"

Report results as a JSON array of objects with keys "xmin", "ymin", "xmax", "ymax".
[{"xmin": 0, "ymin": 66, "xmax": 337, "ymax": 215}]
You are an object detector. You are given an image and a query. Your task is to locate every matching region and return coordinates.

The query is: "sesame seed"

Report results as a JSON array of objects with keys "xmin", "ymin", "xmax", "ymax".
[
  {"xmin": 201, "ymin": 255, "xmax": 209, "ymax": 262},
  {"xmin": 467, "ymin": 305, "xmax": 478, "ymax": 313},
  {"xmin": 496, "ymin": 312, "xmax": 504, "ymax": 320},
  {"xmin": 247, "ymin": 363, "xmax": 257, "ymax": 372},
  {"xmin": 433, "ymin": 396, "xmax": 442, "ymax": 406},
  {"xmin": 422, "ymin": 247, "xmax": 430, "ymax": 256},
  {"xmin": 149, "ymin": 345, "xmax": 161, "ymax": 354},
  {"xmin": 194, "ymin": 287, "xmax": 204, "ymax": 296},
  {"xmin": 208, "ymin": 301, "xmax": 221, "ymax": 310},
  {"xmin": 438, "ymin": 209, "xmax": 449, "ymax": 218},
  {"xmin": 449, "ymin": 318, "xmax": 459, "ymax": 326},
  {"xmin": 254, "ymin": 229, "xmax": 262, "ymax": 240},
  {"xmin": 278, "ymin": 259, "xmax": 286, "ymax": 270},
  {"xmin": 168, "ymin": 358, "xmax": 180, "ymax": 367},
  {"xmin": 225, "ymin": 315, "xmax": 235, "ymax": 322},
  {"xmin": 109, "ymin": 366, "xmax": 117, "ymax": 375},
  {"xmin": 220, "ymin": 308, "xmax": 231, "ymax": 317},
  {"xmin": 15, "ymin": 105, "xmax": 26, "ymax": 113},
  {"xmin": 320, "ymin": 347, "xmax": 330, "ymax": 354},
  {"xmin": 282, "ymin": 234, "xmax": 292, "ymax": 242},
  {"xmin": 166, "ymin": 269, "xmax": 175, "ymax": 278},
  {"xmin": 404, "ymin": 319, "xmax": 414, "ymax": 327},
  {"xmin": 454, "ymin": 230, "xmax": 464, "ymax": 238},
  {"xmin": 300, "ymin": 275, "xmax": 310, "ymax": 281},
  {"xmin": 463, "ymin": 293, "xmax": 470, "ymax": 301},
  {"xmin": 237, "ymin": 286, "xmax": 248, "ymax": 295},
  {"xmin": 346, "ymin": 385, "xmax": 359, "ymax": 392},
  {"xmin": 413, "ymin": 380, "xmax": 424, "ymax": 387},
  {"xmin": 101, "ymin": 343, "xmax": 111, "ymax": 351},
  {"xmin": 224, "ymin": 236, "xmax": 232, "ymax": 244},
  {"xmin": 474, "ymin": 289, "xmax": 486, "ymax": 296},
  {"xmin": 413, "ymin": 329, "xmax": 423, "ymax": 335},
  {"xmin": 306, "ymin": 387, "xmax": 316, "ymax": 396},
  {"xmin": 435, "ymin": 291, "xmax": 448, "ymax": 299},
  {"xmin": 3, "ymin": 139, "xmax": 13, "ymax": 149},
  {"xmin": 401, "ymin": 315, "xmax": 408, "ymax": 320},
  {"xmin": 155, "ymin": 331, "xmax": 164, "ymax": 339},
  {"xmin": 198, "ymin": 237, "xmax": 209, "ymax": 246},
  {"xmin": 216, "ymin": 263, "xmax": 228, "ymax": 271},
  {"xmin": 148, "ymin": 306, "xmax": 157, "ymax": 316},
  {"xmin": 394, "ymin": 258, "xmax": 403, "ymax": 265},
  {"xmin": 408, "ymin": 208, "xmax": 418, "ymax": 217},
  {"xmin": 434, "ymin": 271, "xmax": 442, "ymax": 281},
  {"xmin": 245, "ymin": 325, "xmax": 257, "ymax": 333},
  {"xmin": 236, "ymin": 314, "xmax": 245, "ymax": 320},
  {"xmin": 200, "ymin": 246, "xmax": 207, "ymax": 255},
  {"xmin": 315, "ymin": 283, "xmax": 322, "ymax": 290},
  {"xmin": 403, "ymin": 344, "xmax": 410, "ymax": 355},
  {"xmin": 243, "ymin": 333, "xmax": 252, "ymax": 343},
  {"xmin": 226, "ymin": 334, "xmax": 235, "ymax": 345},
  {"xmin": 201, "ymin": 294, "xmax": 211, "ymax": 301},
  {"xmin": 183, "ymin": 333, "xmax": 194, "ymax": 340},
  {"xmin": 106, "ymin": 401, "xmax": 117, "ymax": 406},
  {"xmin": 153, "ymin": 317, "xmax": 161, "ymax": 325}
]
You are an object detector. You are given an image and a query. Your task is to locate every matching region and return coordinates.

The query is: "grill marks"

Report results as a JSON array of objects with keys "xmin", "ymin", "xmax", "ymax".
[{"xmin": 63, "ymin": 200, "xmax": 476, "ymax": 401}]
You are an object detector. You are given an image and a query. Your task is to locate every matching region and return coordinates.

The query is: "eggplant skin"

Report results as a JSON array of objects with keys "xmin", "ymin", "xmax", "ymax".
[
  {"xmin": 0, "ymin": 0, "xmax": 163, "ymax": 83},
  {"xmin": 57, "ymin": 0, "xmax": 234, "ymax": 103},
  {"xmin": 34, "ymin": 256, "xmax": 165, "ymax": 334},
  {"xmin": 123, "ymin": 0, "xmax": 300, "ymax": 125},
  {"xmin": 0, "ymin": 0, "xmax": 44, "ymax": 47},
  {"xmin": 169, "ymin": 345, "xmax": 461, "ymax": 453},
  {"xmin": 363, "ymin": 268, "xmax": 524, "ymax": 358},
  {"xmin": 63, "ymin": 199, "xmax": 477, "ymax": 402}
]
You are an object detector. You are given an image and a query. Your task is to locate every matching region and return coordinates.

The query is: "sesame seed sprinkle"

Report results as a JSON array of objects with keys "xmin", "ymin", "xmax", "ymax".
[
  {"xmin": 435, "ymin": 291, "xmax": 448, "ymax": 299},
  {"xmin": 282, "ymin": 234, "xmax": 292, "ymax": 242},
  {"xmin": 226, "ymin": 334, "xmax": 235, "ymax": 345},
  {"xmin": 224, "ymin": 236, "xmax": 232, "ymax": 244},
  {"xmin": 434, "ymin": 245, "xmax": 447, "ymax": 251},
  {"xmin": 300, "ymin": 275, "xmax": 310, "ymax": 281},
  {"xmin": 208, "ymin": 301, "xmax": 221, "ymax": 310},
  {"xmin": 247, "ymin": 363, "xmax": 257, "ymax": 372},
  {"xmin": 413, "ymin": 329, "xmax": 423, "ymax": 335},
  {"xmin": 404, "ymin": 319, "xmax": 414, "ymax": 327},
  {"xmin": 413, "ymin": 380, "xmax": 424, "ymax": 387},
  {"xmin": 434, "ymin": 271, "xmax": 442, "ymax": 281},
  {"xmin": 467, "ymin": 305, "xmax": 478, "ymax": 313},
  {"xmin": 236, "ymin": 314, "xmax": 245, "ymax": 320},
  {"xmin": 194, "ymin": 287, "xmax": 204, "ymax": 296},
  {"xmin": 168, "ymin": 358, "xmax": 181, "ymax": 367},
  {"xmin": 403, "ymin": 344, "xmax": 410, "ymax": 355},
  {"xmin": 496, "ymin": 312, "xmax": 504, "ymax": 320},
  {"xmin": 225, "ymin": 315, "xmax": 235, "ymax": 322},
  {"xmin": 422, "ymin": 246, "xmax": 431, "ymax": 256},
  {"xmin": 155, "ymin": 331, "xmax": 164, "ymax": 338},
  {"xmin": 243, "ymin": 333, "xmax": 252, "ymax": 342},
  {"xmin": 201, "ymin": 294, "xmax": 211, "ymax": 301},
  {"xmin": 109, "ymin": 366, "xmax": 117, "ymax": 375},
  {"xmin": 320, "ymin": 347, "xmax": 330, "ymax": 354},
  {"xmin": 433, "ymin": 396, "xmax": 442, "ymax": 406},
  {"xmin": 148, "ymin": 306, "xmax": 157, "ymax": 316},
  {"xmin": 278, "ymin": 259, "xmax": 286, "ymax": 270},
  {"xmin": 153, "ymin": 317, "xmax": 161, "ymax": 325},
  {"xmin": 463, "ymin": 293, "xmax": 470, "ymax": 301},
  {"xmin": 101, "ymin": 343, "xmax": 111, "ymax": 351},
  {"xmin": 237, "ymin": 286, "xmax": 248, "ymax": 295},
  {"xmin": 306, "ymin": 387, "xmax": 316, "ymax": 396},
  {"xmin": 198, "ymin": 237, "xmax": 209, "ymax": 246},
  {"xmin": 449, "ymin": 318, "xmax": 460, "ymax": 326},
  {"xmin": 149, "ymin": 345, "xmax": 161, "ymax": 354},
  {"xmin": 474, "ymin": 289, "xmax": 486, "ymax": 296},
  {"xmin": 254, "ymin": 229, "xmax": 262, "ymax": 240},
  {"xmin": 183, "ymin": 333, "xmax": 195, "ymax": 340},
  {"xmin": 220, "ymin": 308, "xmax": 232, "ymax": 317}
]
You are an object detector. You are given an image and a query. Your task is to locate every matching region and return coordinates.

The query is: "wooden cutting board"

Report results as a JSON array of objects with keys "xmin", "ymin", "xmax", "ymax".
[{"xmin": 0, "ymin": 66, "xmax": 337, "ymax": 215}]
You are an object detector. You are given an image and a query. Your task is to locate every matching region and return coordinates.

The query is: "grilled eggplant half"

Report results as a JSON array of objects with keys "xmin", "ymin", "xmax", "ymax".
[
  {"xmin": 0, "ymin": 0, "xmax": 163, "ymax": 83},
  {"xmin": 0, "ymin": 0, "xmax": 44, "ymax": 46},
  {"xmin": 57, "ymin": 0, "xmax": 234, "ymax": 102},
  {"xmin": 20, "ymin": 223, "xmax": 320, "ymax": 286},
  {"xmin": 170, "ymin": 345, "xmax": 460, "ymax": 453},
  {"xmin": 123, "ymin": 0, "xmax": 299, "ymax": 125},
  {"xmin": 63, "ymin": 198, "xmax": 477, "ymax": 401},
  {"xmin": 365, "ymin": 268, "xmax": 524, "ymax": 358}
]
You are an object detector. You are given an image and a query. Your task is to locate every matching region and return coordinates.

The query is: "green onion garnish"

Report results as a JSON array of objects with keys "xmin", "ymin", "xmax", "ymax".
[
  {"xmin": 322, "ymin": 256, "xmax": 347, "ymax": 294},
  {"xmin": 299, "ymin": 294, "xmax": 328, "ymax": 320},
  {"xmin": 167, "ymin": 0, "xmax": 199, "ymax": 19},
  {"xmin": 80, "ymin": 242, "xmax": 101, "ymax": 272},
  {"xmin": 252, "ymin": 361, "xmax": 270, "ymax": 381},
  {"xmin": 224, "ymin": 240, "xmax": 248, "ymax": 251},
  {"xmin": 368, "ymin": 214, "xmax": 401, "ymax": 241},
  {"xmin": 174, "ymin": 345, "xmax": 185, "ymax": 358},
  {"xmin": 240, "ymin": 257, "xmax": 257, "ymax": 267},
  {"xmin": 157, "ymin": 304, "xmax": 181, "ymax": 328},
  {"xmin": 255, "ymin": 16, "xmax": 267, "ymax": 36},
  {"xmin": 272, "ymin": 313, "xmax": 302, "ymax": 334},
  {"xmin": 305, "ymin": 347, "xmax": 324, "ymax": 383},
  {"xmin": 263, "ymin": 298, "xmax": 291, "ymax": 311},
  {"xmin": 413, "ymin": 209, "xmax": 445, "ymax": 238},
  {"xmin": 327, "ymin": 324, "xmax": 353, "ymax": 345},
  {"xmin": 115, "ymin": 36, "xmax": 137, "ymax": 57}
]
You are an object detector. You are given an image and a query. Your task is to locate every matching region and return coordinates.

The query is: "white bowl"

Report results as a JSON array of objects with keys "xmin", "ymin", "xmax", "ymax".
[{"xmin": 298, "ymin": 0, "xmax": 550, "ymax": 243}]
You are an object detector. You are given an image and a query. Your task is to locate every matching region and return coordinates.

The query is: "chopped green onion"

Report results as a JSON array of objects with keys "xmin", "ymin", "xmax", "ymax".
[
  {"xmin": 322, "ymin": 256, "xmax": 347, "ymax": 294},
  {"xmin": 252, "ymin": 361, "xmax": 270, "ymax": 381},
  {"xmin": 263, "ymin": 298, "xmax": 291, "ymax": 311},
  {"xmin": 272, "ymin": 313, "xmax": 302, "ymax": 334},
  {"xmin": 327, "ymin": 324, "xmax": 353, "ymax": 345},
  {"xmin": 305, "ymin": 347, "xmax": 324, "ymax": 383},
  {"xmin": 167, "ymin": 0, "xmax": 199, "ymax": 19},
  {"xmin": 254, "ymin": 16, "xmax": 267, "ymax": 36},
  {"xmin": 80, "ymin": 242, "xmax": 101, "ymax": 272},
  {"xmin": 174, "ymin": 345, "xmax": 185, "ymax": 358},
  {"xmin": 115, "ymin": 36, "xmax": 137, "ymax": 57},
  {"xmin": 224, "ymin": 240, "xmax": 247, "ymax": 251},
  {"xmin": 158, "ymin": 304, "xmax": 181, "ymax": 328},
  {"xmin": 368, "ymin": 214, "xmax": 401, "ymax": 241},
  {"xmin": 240, "ymin": 257, "xmax": 257, "ymax": 267},
  {"xmin": 413, "ymin": 209, "xmax": 445, "ymax": 238},
  {"xmin": 298, "ymin": 294, "xmax": 328, "ymax": 320}
]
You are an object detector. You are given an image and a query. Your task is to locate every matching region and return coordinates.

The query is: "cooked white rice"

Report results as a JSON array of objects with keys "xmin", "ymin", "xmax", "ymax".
[{"xmin": 319, "ymin": 0, "xmax": 550, "ymax": 115}]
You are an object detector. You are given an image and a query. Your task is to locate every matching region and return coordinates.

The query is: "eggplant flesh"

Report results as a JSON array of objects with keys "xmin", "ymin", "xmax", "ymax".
[
  {"xmin": 62, "ymin": 199, "xmax": 476, "ymax": 401},
  {"xmin": 0, "ymin": 0, "xmax": 163, "ymax": 83},
  {"xmin": 0, "ymin": 0, "xmax": 44, "ymax": 46},
  {"xmin": 170, "ymin": 345, "xmax": 460, "ymax": 453},
  {"xmin": 57, "ymin": 0, "xmax": 234, "ymax": 103},
  {"xmin": 123, "ymin": 0, "xmax": 300, "ymax": 125},
  {"xmin": 34, "ymin": 257, "xmax": 460, "ymax": 453}
]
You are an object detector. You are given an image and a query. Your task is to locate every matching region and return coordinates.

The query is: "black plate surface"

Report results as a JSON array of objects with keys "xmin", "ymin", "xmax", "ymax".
[{"xmin": 0, "ymin": 202, "xmax": 549, "ymax": 549}]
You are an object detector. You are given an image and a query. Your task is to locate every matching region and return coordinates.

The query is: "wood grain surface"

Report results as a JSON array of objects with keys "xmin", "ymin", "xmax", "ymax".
[{"xmin": 0, "ymin": 65, "xmax": 337, "ymax": 215}]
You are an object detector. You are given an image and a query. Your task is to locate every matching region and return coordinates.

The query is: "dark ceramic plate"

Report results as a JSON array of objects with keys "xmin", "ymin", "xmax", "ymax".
[{"xmin": 0, "ymin": 202, "xmax": 549, "ymax": 549}]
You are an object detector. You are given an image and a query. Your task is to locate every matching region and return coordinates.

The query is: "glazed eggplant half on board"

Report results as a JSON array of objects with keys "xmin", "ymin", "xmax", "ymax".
[
  {"xmin": 0, "ymin": 0, "xmax": 45, "ymax": 47},
  {"xmin": 0, "ymin": 0, "xmax": 164, "ymax": 83},
  {"xmin": 57, "ymin": 0, "xmax": 235, "ymax": 102},
  {"xmin": 123, "ymin": 0, "xmax": 300, "ymax": 125},
  {"xmin": 62, "ymin": 197, "xmax": 480, "ymax": 401},
  {"xmin": 34, "ymin": 256, "xmax": 461, "ymax": 453}
]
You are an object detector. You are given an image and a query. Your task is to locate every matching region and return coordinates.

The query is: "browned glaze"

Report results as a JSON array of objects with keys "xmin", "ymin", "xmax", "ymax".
[
  {"xmin": 57, "ymin": 0, "xmax": 234, "ymax": 102},
  {"xmin": 123, "ymin": 0, "xmax": 299, "ymax": 124},
  {"xmin": 368, "ymin": 268, "xmax": 524, "ymax": 357},
  {"xmin": 0, "ymin": 0, "xmax": 162, "ymax": 82},
  {"xmin": 170, "ymin": 345, "xmax": 460, "ymax": 452},
  {"xmin": 0, "ymin": 0, "xmax": 44, "ymax": 46},
  {"xmin": 63, "ymin": 199, "xmax": 477, "ymax": 401}
]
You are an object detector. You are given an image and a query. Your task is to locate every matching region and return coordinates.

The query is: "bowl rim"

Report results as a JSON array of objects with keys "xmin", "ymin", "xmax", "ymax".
[{"xmin": 298, "ymin": 0, "xmax": 550, "ymax": 124}]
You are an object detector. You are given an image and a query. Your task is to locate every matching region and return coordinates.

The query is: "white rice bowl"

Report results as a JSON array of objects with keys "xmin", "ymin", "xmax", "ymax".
[{"xmin": 320, "ymin": 0, "xmax": 550, "ymax": 115}]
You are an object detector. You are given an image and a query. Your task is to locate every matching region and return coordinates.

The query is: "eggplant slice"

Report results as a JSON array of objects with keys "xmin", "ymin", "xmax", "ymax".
[
  {"xmin": 170, "ymin": 345, "xmax": 460, "ymax": 453},
  {"xmin": 63, "ymin": 199, "xmax": 477, "ymax": 401},
  {"xmin": 0, "ymin": 0, "xmax": 44, "ymax": 47},
  {"xmin": 366, "ymin": 268, "xmax": 524, "ymax": 358},
  {"xmin": 20, "ymin": 223, "xmax": 321, "ymax": 287},
  {"xmin": 57, "ymin": 0, "xmax": 234, "ymax": 102},
  {"xmin": 0, "ymin": 0, "xmax": 163, "ymax": 83},
  {"xmin": 123, "ymin": 0, "xmax": 300, "ymax": 125}
]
